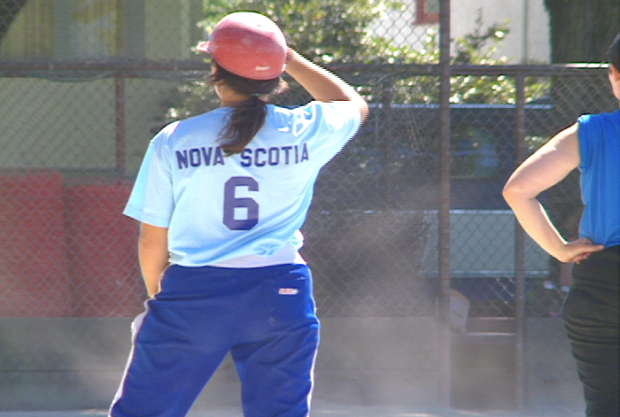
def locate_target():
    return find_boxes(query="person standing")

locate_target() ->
[109,12,367,417]
[503,32,620,417]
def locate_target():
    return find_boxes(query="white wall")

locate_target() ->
[374,0,551,64]
[451,0,550,63]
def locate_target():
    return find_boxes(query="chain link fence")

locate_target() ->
[0,0,616,413]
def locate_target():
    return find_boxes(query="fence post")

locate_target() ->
[514,71,527,409]
[438,0,452,407]
[380,80,394,205]
[115,75,126,176]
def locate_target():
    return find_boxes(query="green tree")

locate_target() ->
[543,0,619,117]
[390,11,549,105]
[544,0,620,64]
[389,13,516,105]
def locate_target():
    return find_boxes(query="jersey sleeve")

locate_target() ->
[300,100,363,167]
[123,122,177,227]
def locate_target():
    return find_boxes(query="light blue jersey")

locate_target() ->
[124,100,362,266]
[578,109,620,247]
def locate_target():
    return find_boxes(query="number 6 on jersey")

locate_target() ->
[223,176,259,230]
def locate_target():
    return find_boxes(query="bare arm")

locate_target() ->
[503,123,604,262]
[138,223,169,298]
[285,49,368,121]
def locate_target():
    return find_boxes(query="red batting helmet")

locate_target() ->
[197,12,287,80]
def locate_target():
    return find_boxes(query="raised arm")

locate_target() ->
[502,123,604,262]
[285,49,368,121]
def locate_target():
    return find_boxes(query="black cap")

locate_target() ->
[608,32,620,70]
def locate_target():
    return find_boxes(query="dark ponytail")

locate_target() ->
[211,63,288,155]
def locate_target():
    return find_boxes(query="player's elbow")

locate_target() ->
[502,181,531,208]
[502,182,518,204]
[358,100,369,122]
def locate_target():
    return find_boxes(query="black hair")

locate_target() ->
[608,32,620,71]
[210,63,288,155]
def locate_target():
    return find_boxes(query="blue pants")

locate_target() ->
[563,246,619,417]
[109,263,320,417]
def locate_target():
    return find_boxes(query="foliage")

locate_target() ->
[449,16,513,104]
[544,0,620,64]
[389,11,548,105]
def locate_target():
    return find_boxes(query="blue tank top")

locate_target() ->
[578,109,620,247]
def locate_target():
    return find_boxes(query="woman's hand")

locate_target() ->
[561,237,604,263]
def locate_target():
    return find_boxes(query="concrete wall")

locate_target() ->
[0,0,203,61]
[0,77,180,173]
[0,0,204,173]
[0,317,582,411]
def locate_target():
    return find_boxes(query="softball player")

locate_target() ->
[108,12,368,417]
[503,32,620,417]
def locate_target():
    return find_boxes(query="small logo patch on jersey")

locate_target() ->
[278,288,299,295]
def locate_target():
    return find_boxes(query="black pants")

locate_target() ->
[563,245,620,417]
